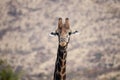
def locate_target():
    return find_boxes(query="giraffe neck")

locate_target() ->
[54,45,68,80]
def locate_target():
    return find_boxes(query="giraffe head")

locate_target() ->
[56,18,71,47]
[50,17,78,47]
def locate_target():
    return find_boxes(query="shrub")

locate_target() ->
[0,59,22,80]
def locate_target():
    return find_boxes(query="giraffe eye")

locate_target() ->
[69,32,72,35]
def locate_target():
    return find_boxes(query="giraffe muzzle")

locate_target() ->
[60,42,67,46]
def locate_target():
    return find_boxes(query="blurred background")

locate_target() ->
[0,0,120,80]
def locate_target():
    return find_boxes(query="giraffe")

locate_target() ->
[51,18,78,80]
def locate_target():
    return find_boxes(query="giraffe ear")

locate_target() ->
[65,18,70,29]
[58,17,62,29]
[69,30,79,35]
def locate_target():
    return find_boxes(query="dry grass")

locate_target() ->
[0,0,120,80]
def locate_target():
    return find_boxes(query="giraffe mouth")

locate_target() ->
[59,42,67,46]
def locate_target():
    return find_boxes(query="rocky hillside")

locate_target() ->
[0,0,120,80]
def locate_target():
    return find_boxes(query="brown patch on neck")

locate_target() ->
[54,46,67,80]
[59,50,67,80]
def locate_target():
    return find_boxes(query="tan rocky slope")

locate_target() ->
[0,0,120,80]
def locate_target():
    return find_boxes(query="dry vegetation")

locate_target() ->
[0,0,120,80]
